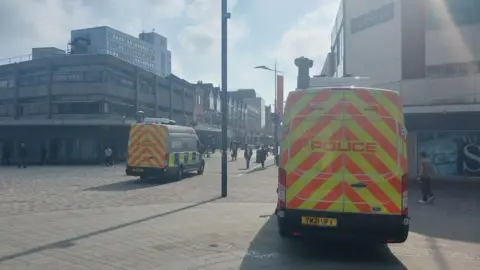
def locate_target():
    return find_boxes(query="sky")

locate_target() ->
[0,0,340,106]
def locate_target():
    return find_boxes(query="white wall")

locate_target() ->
[426,24,480,65]
[375,75,480,113]
[344,0,401,85]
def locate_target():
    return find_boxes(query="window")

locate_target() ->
[84,71,102,82]
[427,0,480,29]
[53,72,83,82]
[350,2,394,34]
[21,103,48,115]
[53,102,101,114]
[171,139,183,149]
[0,79,9,88]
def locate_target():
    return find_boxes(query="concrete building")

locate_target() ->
[320,0,480,179]
[0,54,193,164]
[230,89,265,131]
[70,26,171,77]
[32,47,66,60]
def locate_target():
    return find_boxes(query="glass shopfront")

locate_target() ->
[417,130,480,177]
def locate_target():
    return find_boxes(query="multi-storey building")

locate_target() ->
[320,0,480,179]
[0,54,193,164]
[70,26,171,77]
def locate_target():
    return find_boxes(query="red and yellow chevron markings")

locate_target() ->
[127,124,167,168]
[282,88,406,214]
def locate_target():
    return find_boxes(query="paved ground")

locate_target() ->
[0,153,479,269]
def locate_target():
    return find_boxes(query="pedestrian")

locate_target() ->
[244,144,253,169]
[1,144,10,166]
[18,143,27,168]
[105,147,113,167]
[231,140,238,161]
[258,145,267,169]
[418,152,435,204]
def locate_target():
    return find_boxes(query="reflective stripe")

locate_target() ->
[127,124,167,168]
[283,88,406,214]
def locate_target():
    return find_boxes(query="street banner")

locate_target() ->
[276,75,284,121]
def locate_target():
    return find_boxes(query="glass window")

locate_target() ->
[53,72,83,82]
[84,71,102,82]
[0,79,8,88]
[427,0,480,29]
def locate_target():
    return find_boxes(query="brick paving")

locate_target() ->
[0,158,479,269]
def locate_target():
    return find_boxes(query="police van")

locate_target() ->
[276,76,409,243]
[126,118,205,181]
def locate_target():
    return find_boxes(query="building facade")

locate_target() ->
[32,47,66,60]
[70,26,171,77]
[322,0,480,179]
[0,54,193,164]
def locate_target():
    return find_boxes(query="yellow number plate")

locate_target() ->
[132,168,144,172]
[301,216,337,227]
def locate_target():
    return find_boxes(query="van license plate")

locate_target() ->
[301,216,337,227]
[132,168,144,172]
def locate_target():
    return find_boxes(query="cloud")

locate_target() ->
[0,0,186,59]
[270,0,340,93]
[177,0,249,55]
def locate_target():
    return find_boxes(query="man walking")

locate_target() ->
[18,143,27,168]
[418,152,435,204]
[244,145,253,169]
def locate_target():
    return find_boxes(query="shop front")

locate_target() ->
[405,112,480,179]
[416,130,480,177]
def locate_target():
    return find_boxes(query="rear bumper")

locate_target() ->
[125,166,170,177]
[277,208,409,242]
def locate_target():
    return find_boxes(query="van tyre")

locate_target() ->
[277,219,291,238]
[197,162,205,175]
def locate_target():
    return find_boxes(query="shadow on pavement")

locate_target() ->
[244,163,276,174]
[239,216,406,270]
[408,179,480,243]
[84,174,196,192]
[0,196,222,263]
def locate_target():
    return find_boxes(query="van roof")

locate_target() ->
[296,86,399,94]
[132,123,197,134]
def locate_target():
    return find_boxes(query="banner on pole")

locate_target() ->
[276,75,284,121]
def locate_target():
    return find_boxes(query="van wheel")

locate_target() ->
[176,167,184,181]
[197,162,205,175]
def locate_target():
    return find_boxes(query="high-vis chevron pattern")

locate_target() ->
[281,87,406,215]
[127,124,167,168]
[168,151,201,167]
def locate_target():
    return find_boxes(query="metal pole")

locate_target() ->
[221,0,228,197]
[273,61,279,166]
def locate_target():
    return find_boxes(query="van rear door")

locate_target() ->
[127,124,167,168]
[341,89,404,215]
[284,89,345,212]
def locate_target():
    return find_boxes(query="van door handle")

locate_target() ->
[350,182,367,188]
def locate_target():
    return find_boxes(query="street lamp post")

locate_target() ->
[254,63,282,166]
[221,0,230,197]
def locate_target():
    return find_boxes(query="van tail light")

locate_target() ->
[401,174,408,216]
[278,168,287,208]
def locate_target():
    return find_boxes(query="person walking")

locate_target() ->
[418,152,435,204]
[18,143,27,168]
[244,145,253,169]
[105,147,113,167]
[258,145,268,169]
